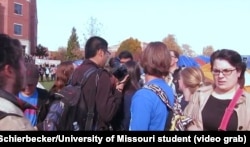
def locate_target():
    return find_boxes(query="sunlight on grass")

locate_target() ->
[40,81,54,91]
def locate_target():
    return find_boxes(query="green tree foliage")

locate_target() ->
[116,37,142,60]
[162,34,183,54]
[66,27,80,60]
[203,45,214,56]
[36,44,49,58]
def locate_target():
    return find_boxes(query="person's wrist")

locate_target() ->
[116,82,124,92]
[117,81,125,85]
[116,88,122,93]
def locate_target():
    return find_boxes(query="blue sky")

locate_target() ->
[37,0,250,55]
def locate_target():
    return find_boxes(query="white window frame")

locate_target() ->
[14,23,22,36]
[14,3,23,15]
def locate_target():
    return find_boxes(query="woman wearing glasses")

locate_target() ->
[184,49,250,131]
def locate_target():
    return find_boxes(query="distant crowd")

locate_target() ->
[38,64,57,82]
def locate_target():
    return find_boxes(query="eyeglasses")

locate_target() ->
[105,51,111,55]
[212,68,236,76]
[101,49,111,55]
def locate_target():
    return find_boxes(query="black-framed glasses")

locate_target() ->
[106,51,111,56]
[212,68,236,76]
[100,48,111,55]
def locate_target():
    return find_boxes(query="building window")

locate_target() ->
[14,3,22,15]
[14,24,22,35]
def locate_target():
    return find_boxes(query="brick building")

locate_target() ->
[0,0,37,55]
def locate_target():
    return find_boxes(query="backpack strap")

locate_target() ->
[85,69,102,130]
[79,67,98,86]
[68,65,96,86]
[143,84,193,131]
[76,67,99,130]
[0,111,20,119]
[143,84,173,130]
[143,84,172,110]
[0,111,8,119]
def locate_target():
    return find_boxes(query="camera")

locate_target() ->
[109,57,128,81]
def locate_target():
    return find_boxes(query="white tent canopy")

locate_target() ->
[245,72,250,86]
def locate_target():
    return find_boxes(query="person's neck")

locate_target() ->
[213,85,240,100]
[3,83,16,95]
[89,58,100,67]
[215,85,239,94]
[21,91,33,97]
[183,88,192,102]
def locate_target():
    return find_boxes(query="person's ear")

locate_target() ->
[3,64,15,78]
[97,49,104,57]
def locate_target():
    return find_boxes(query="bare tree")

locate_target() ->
[83,17,103,47]
[203,45,214,56]
[182,44,196,57]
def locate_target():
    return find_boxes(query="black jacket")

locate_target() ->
[36,88,50,124]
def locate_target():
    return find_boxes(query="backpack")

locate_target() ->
[43,67,100,131]
[0,111,10,119]
[143,84,192,131]
[0,111,20,119]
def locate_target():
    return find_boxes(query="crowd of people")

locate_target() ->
[1,33,250,131]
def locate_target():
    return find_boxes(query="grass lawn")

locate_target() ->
[40,81,54,91]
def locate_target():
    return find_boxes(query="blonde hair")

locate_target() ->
[180,67,205,94]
